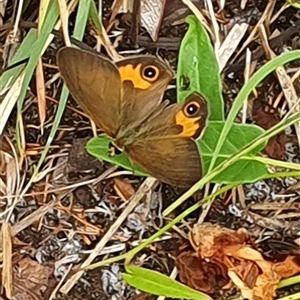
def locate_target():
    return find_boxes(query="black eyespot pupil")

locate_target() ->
[144,67,157,79]
[186,103,199,116]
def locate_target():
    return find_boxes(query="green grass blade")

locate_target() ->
[8,29,38,66]
[88,0,102,33]
[74,0,92,39]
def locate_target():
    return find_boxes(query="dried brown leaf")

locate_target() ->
[253,107,287,159]
[187,223,300,299]
[175,250,229,293]
[68,137,103,172]
[13,257,54,300]
[273,256,300,278]
[113,177,135,201]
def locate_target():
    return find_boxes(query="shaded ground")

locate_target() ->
[1,0,300,299]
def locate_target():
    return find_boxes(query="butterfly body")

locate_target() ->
[57,47,209,187]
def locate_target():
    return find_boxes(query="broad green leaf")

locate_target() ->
[122,265,210,300]
[200,122,268,182]
[177,15,223,121]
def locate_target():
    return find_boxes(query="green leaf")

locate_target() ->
[74,0,92,40]
[86,136,148,177]
[0,28,38,92]
[18,0,96,199]
[122,265,211,300]
[177,15,224,121]
[85,14,279,186]
[286,0,300,9]
[200,122,268,183]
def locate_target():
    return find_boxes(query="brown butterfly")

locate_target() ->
[57,47,209,187]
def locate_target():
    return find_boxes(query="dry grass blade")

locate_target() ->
[240,0,248,10]
[57,0,71,46]
[218,23,248,72]
[206,0,220,55]
[1,145,19,221]
[2,223,12,299]
[107,0,123,31]
[0,0,8,25]
[0,72,25,136]
[197,183,220,223]
[276,70,300,146]
[36,58,47,129]
[96,28,122,60]
[60,177,158,294]
[12,0,23,37]
[1,1,300,299]
[2,30,22,69]
[11,199,56,235]
[242,48,252,123]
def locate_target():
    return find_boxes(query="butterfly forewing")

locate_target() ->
[57,47,122,137]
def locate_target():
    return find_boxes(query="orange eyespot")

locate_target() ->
[184,101,201,117]
[142,65,159,82]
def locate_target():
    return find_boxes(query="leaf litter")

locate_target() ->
[0,0,300,300]
[175,223,300,300]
